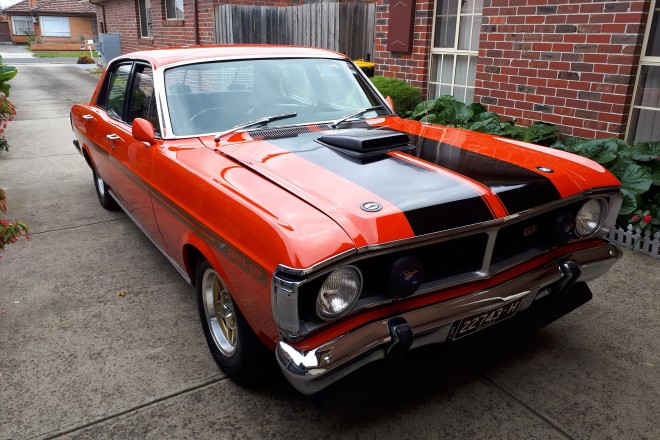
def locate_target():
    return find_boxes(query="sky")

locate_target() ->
[0,0,23,9]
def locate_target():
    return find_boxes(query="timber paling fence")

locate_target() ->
[608,225,660,259]
[214,3,376,61]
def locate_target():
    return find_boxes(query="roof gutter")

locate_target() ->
[194,0,200,45]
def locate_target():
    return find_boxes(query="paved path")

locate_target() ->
[0,64,659,440]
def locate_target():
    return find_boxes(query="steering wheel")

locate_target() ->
[189,107,231,131]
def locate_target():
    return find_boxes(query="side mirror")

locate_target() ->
[385,96,394,111]
[132,118,156,145]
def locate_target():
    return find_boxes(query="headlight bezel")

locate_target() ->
[575,198,607,238]
[315,265,363,320]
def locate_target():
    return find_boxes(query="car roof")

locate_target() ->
[116,45,349,69]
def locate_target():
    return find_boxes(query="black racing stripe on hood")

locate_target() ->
[265,132,494,236]
[411,136,562,214]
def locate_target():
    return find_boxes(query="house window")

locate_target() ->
[428,0,483,103]
[40,16,71,37]
[138,0,152,38]
[11,16,34,36]
[629,0,660,142]
[165,0,184,20]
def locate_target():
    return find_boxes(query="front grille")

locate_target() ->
[294,197,602,333]
[491,200,584,270]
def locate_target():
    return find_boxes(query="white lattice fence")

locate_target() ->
[607,225,660,259]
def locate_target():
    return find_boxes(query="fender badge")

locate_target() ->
[537,166,554,173]
[361,201,382,212]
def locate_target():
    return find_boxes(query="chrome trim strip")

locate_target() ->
[109,189,192,285]
[276,249,356,277]
[276,243,622,394]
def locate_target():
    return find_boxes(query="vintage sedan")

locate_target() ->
[71,46,622,395]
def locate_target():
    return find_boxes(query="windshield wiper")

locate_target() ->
[330,105,383,129]
[214,113,297,142]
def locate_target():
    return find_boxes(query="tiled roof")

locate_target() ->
[4,0,96,15]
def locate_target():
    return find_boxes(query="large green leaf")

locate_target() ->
[410,99,437,120]
[467,102,487,117]
[630,141,660,162]
[468,117,498,132]
[0,65,17,82]
[521,122,559,144]
[474,111,500,122]
[551,136,588,153]
[618,189,638,215]
[574,138,619,163]
[646,160,660,186]
[609,161,653,195]
[0,82,10,97]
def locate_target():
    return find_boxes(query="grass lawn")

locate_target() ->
[32,51,99,58]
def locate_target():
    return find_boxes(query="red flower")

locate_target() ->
[631,215,640,222]
[643,215,652,224]
[0,219,7,227]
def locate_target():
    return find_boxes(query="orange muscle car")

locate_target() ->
[71,46,623,394]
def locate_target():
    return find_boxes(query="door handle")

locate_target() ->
[82,114,94,121]
[106,133,121,151]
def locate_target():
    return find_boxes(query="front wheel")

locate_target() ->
[196,259,270,385]
[92,168,119,210]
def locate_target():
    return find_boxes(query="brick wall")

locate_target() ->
[373,0,433,93]
[475,0,650,139]
[96,1,198,54]
[96,1,303,54]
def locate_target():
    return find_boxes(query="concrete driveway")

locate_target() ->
[0,64,658,440]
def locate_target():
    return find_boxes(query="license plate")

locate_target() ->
[453,297,524,340]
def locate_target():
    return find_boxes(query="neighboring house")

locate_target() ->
[4,0,97,48]
[92,0,658,143]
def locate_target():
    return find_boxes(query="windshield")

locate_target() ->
[163,58,390,137]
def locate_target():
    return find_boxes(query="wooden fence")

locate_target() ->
[214,3,375,61]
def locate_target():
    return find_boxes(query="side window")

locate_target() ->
[126,64,159,134]
[102,64,132,120]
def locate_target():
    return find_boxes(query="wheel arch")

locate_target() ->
[81,144,94,169]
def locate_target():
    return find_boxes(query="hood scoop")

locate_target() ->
[316,128,412,159]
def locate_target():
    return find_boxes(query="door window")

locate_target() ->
[101,64,132,120]
[126,64,159,133]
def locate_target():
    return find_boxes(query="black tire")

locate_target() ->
[196,259,271,385]
[92,168,119,211]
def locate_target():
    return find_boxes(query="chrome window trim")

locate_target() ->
[152,56,393,140]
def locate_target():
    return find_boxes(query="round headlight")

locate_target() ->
[316,266,362,320]
[575,199,605,237]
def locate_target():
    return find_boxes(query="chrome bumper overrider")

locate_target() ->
[276,243,622,394]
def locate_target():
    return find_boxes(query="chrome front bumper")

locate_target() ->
[276,243,622,395]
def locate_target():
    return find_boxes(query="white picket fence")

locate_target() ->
[607,225,660,259]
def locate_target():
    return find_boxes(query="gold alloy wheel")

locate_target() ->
[202,268,237,357]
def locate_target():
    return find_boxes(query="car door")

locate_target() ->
[91,61,165,247]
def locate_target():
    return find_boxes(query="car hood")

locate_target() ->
[206,119,620,248]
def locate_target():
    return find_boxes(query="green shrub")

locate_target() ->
[370,76,421,115]
[407,95,560,146]
[551,137,659,219]
[77,55,95,65]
